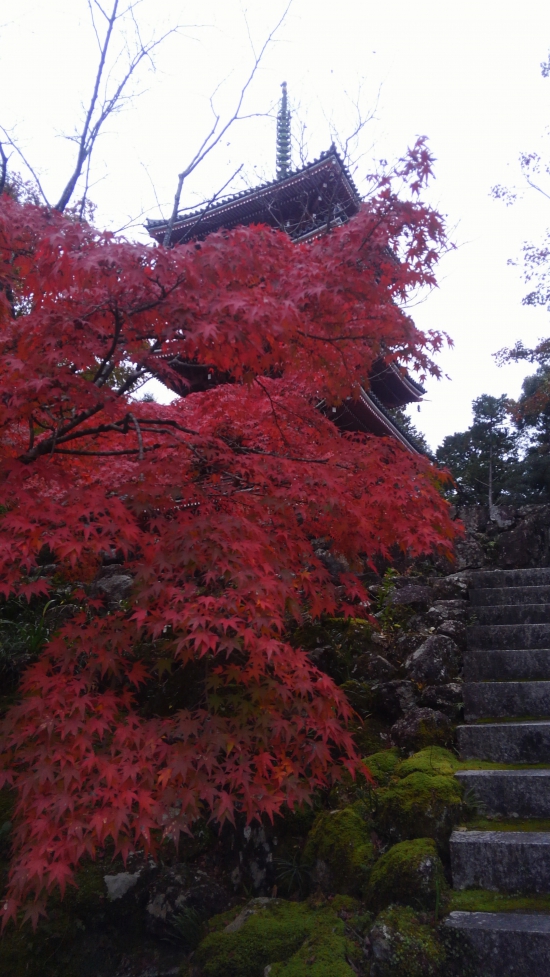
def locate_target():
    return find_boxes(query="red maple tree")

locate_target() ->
[0,140,456,925]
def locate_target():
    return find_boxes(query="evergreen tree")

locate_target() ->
[387,406,431,455]
[513,367,550,501]
[276,81,292,180]
[436,394,520,506]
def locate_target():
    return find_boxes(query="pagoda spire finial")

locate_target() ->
[276,81,291,180]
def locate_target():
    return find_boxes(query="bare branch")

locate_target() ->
[166,163,243,244]
[0,141,7,196]
[0,126,50,205]
[55,1,180,213]
[162,3,292,247]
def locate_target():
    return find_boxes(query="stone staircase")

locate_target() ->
[446,568,550,975]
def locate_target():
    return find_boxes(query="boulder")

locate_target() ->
[104,870,142,901]
[419,682,463,721]
[391,707,452,753]
[145,865,229,941]
[373,768,464,848]
[494,504,550,568]
[405,634,461,685]
[360,654,396,681]
[303,804,375,895]
[92,566,134,603]
[426,600,470,625]
[453,535,487,571]
[369,905,445,977]
[194,898,356,977]
[367,838,446,912]
[436,619,466,650]
[371,680,416,723]
[430,572,471,600]
[390,585,432,611]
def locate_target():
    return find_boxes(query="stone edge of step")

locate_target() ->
[450,829,550,844]
[445,911,550,933]
[455,768,550,779]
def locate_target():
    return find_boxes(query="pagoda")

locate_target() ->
[146,85,425,454]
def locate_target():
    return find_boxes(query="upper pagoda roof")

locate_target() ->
[146,146,361,246]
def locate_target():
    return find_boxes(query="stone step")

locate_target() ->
[455,769,550,818]
[467,623,550,650]
[457,721,550,763]
[451,830,550,893]
[473,604,550,626]
[470,585,550,606]
[445,912,550,977]
[464,648,550,682]
[464,681,550,721]
[469,568,550,589]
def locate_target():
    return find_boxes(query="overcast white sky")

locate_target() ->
[2,0,550,449]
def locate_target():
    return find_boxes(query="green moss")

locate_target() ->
[369,905,445,977]
[463,817,550,832]
[303,804,375,895]
[350,715,392,756]
[195,899,357,977]
[367,839,446,913]
[375,772,465,849]
[449,889,550,913]
[363,748,401,785]
[457,759,550,770]
[270,922,356,977]
[329,895,360,913]
[396,747,459,779]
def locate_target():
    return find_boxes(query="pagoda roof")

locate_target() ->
[146,146,361,246]
[369,359,425,407]
[331,390,425,455]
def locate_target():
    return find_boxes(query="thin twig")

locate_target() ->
[162,2,292,246]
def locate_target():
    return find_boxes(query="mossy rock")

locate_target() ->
[374,771,464,849]
[396,747,459,779]
[194,898,357,977]
[363,748,401,785]
[367,838,446,913]
[369,905,445,977]
[302,804,375,895]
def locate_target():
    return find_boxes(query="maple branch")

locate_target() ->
[254,377,291,448]
[93,308,124,386]
[128,412,144,460]
[53,445,161,457]
[162,3,291,247]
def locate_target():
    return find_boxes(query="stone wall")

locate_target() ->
[449,504,550,572]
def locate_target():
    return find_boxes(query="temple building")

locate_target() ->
[146,84,425,454]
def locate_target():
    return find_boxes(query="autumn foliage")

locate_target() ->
[0,141,456,925]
